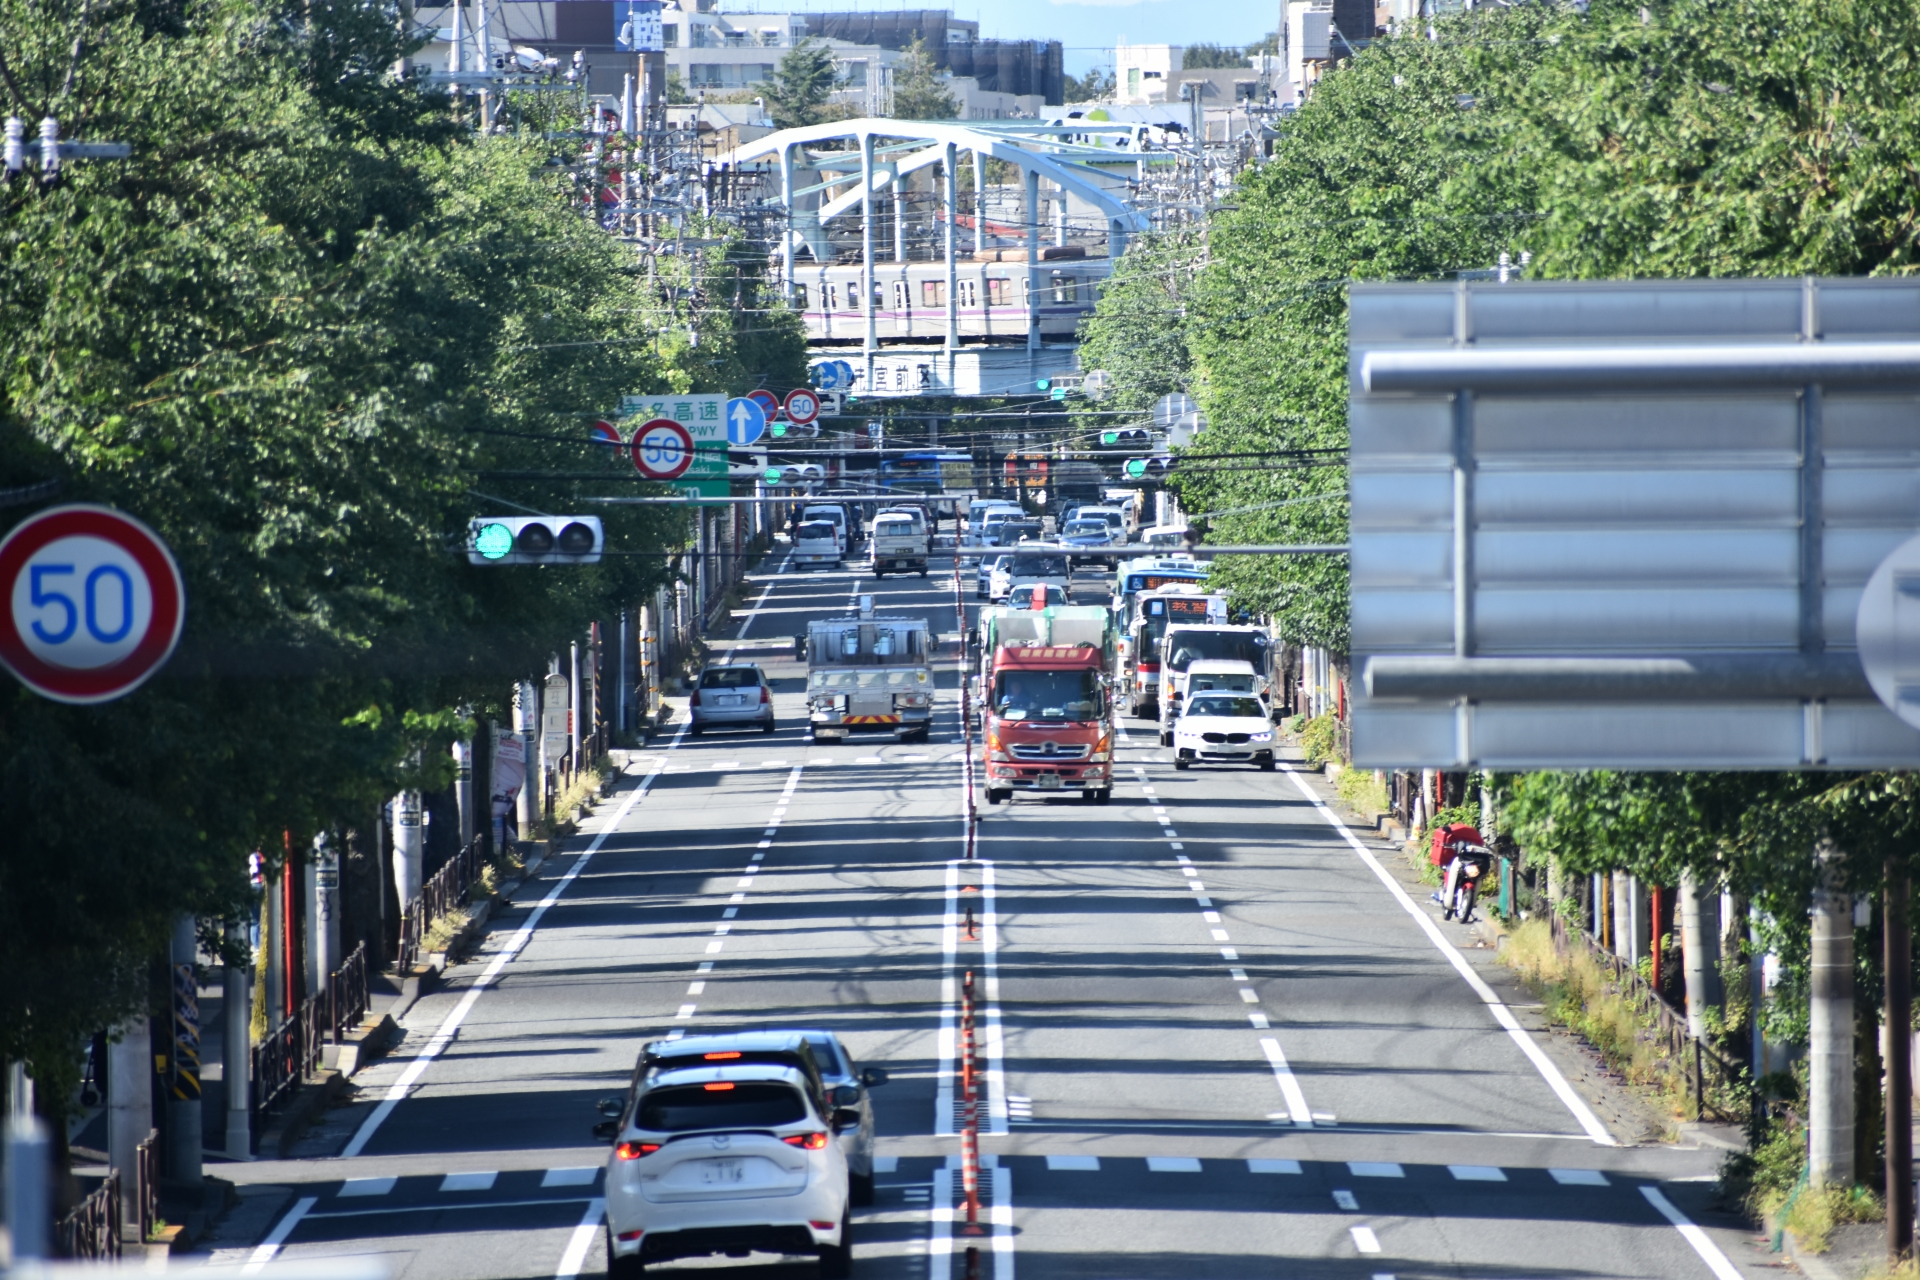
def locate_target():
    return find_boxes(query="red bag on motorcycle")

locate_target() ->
[1429,822,1484,867]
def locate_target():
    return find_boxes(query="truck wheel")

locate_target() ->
[874,569,885,578]
[1174,757,1190,771]
[1095,787,1112,804]
[985,788,1005,805]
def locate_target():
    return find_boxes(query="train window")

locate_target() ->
[826,283,839,312]
[892,281,908,310]
[792,283,809,310]
[987,278,1009,306]
[922,280,947,307]
[1051,275,1078,303]
[958,279,978,307]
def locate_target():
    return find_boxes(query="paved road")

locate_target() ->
[207,544,1768,1280]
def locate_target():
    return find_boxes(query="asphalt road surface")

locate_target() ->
[207,543,1767,1280]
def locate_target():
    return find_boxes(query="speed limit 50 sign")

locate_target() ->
[0,504,186,704]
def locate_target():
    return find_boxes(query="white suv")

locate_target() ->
[602,1061,857,1275]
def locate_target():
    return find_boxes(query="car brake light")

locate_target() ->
[703,1082,736,1091]
[703,1051,742,1060]
[617,1229,645,1241]
[615,1141,660,1159]
[810,1220,837,1230]
[783,1132,829,1150]
[761,685,771,704]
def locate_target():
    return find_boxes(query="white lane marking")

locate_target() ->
[714,924,733,935]
[1280,764,1615,1146]
[935,859,959,1137]
[696,961,714,973]
[239,1195,316,1273]
[857,755,884,764]
[1046,1155,1100,1171]
[1550,1168,1609,1185]
[705,940,723,954]
[1641,1186,1745,1280]
[733,552,790,638]
[1332,1190,1359,1210]
[1180,866,1196,877]
[543,1167,600,1188]
[1146,1156,1202,1172]
[1313,1111,1338,1123]
[341,725,687,1161]
[1229,969,1248,980]
[1220,947,1239,961]
[1450,1165,1506,1181]
[721,908,737,920]
[1351,1226,1381,1254]
[552,1197,607,1279]
[983,859,1007,1136]
[873,1156,900,1173]
[687,979,707,992]
[930,1155,956,1265]
[1249,1013,1270,1029]
[1348,1162,1404,1178]
[991,1164,1014,1280]
[675,1004,696,1019]
[337,1177,395,1197]
[1249,1159,1302,1174]
[440,1170,498,1192]
[306,1196,594,1221]
[1238,988,1260,1003]
[1259,1038,1314,1125]
[1210,928,1230,942]
[1203,910,1220,922]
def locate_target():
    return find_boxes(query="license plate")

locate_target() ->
[718,695,744,706]
[1037,774,1063,790]
[700,1159,746,1184]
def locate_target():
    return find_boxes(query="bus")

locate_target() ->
[880,452,974,518]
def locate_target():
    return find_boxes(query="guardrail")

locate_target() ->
[396,841,482,972]
[134,1129,158,1244]
[1548,911,1745,1119]
[329,940,368,1043]
[57,1172,121,1259]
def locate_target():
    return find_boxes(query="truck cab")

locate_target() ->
[1157,623,1274,744]
[803,598,935,742]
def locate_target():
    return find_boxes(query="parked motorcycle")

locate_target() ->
[1441,840,1490,924]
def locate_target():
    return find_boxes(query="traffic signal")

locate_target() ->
[1101,428,1149,450]
[468,516,604,565]
[1123,456,1173,480]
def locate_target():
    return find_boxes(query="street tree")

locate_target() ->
[888,36,957,121]
[764,38,840,130]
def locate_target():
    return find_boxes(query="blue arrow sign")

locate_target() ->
[725,396,767,446]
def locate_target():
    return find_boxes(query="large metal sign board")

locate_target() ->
[1349,277,1920,770]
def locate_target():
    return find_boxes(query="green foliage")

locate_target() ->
[889,36,957,121]
[1335,765,1387,815]
[1296,712,1340,767]
[1179,44,1248,70]
[765,39,840,131]
[0,0,803,1098]
[1075,227,1199,412]
[1064,66,1115,103]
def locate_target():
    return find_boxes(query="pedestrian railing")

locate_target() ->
[328,940,368,1043]
[57,1172,121,1259]
[395,841,482,973]
[1548,912,1745,1119]
[134,1130,158,1243]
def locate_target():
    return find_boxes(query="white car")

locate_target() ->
[1172,693,1277,771]
[602,1060,857,1276]
[976,553,1009,599]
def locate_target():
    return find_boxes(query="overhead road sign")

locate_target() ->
[0,504,185,704]
[589,418,623,448]
[746,389,780,420]
[725,397,768,446]
[631,418,694,479]
[1350,276,1920,771]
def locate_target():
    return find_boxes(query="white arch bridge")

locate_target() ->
[715,119,1172,363]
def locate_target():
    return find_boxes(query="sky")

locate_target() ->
[735,1,1283,77]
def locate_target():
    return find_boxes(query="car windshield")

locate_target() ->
[1186,696,1266,719]
[811,669,923,688]
[1064,522,1106,537]
[1190,672,1256,693]
[797,523,835,541]
[993,668,1100,720]
[1166,632,1270,673]
[1010,555,1067,577]
[700,668,761,689]
[638,1082,807,1132]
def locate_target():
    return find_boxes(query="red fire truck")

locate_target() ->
[980,643,1113,805]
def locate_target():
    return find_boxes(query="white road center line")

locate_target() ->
[1280,764,1615,1146]
[552,1197,608,1279]
[1260,1038,1314,1125]
[1640,1186,1744,1280]
[239,1195,316,1274]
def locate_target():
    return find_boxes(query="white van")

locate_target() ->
[793,520,844,570]
[878,505,930,553]
[802,505,849,554]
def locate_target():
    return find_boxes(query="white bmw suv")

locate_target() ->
[602,1060,857,1275]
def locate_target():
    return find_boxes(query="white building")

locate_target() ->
[1114,43,1181,106]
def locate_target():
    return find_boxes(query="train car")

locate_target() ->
[792,256,1112,343]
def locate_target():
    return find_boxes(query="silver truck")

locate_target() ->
[803,597,935,742]
[870,511,928,577]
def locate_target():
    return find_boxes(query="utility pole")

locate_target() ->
[309,832,338,1000]
[1809,841,1855,1187]
[454,735,475,848]
[1678,869,1720,1040]
[1887,854,1914,1262]
[570,640,582,773]
[108,1015,153,1244]
[392,786,424,921]
[514,680,535,837]
[168,914,203,1185]
[224,916,251,1160]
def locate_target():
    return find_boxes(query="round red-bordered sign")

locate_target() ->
[747,389,780,420]
[631,417,695,480]
[783,388,821,425]
[0,504,185,704]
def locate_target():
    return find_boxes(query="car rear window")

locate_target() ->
[638,1082,808,1132]
[1011,555,1068,577]
[701,669,760,689]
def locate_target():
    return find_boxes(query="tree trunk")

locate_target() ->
[1679,871,1721,1040]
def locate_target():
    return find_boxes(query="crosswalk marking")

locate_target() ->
[337,1177,395,1197]
[439,1171,497,1192]
[543,1168,600,1188]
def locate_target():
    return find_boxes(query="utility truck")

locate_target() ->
[802,596,935,742]
[975,605,1116,806]
[1156,622,1275,744]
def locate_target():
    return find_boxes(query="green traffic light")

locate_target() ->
[1125,459,1147,479]
[763,468,783,483]
[475,522,514,560]
[1101,431,1119,445]
[1036,378,1051,391]
[771,423,787,437]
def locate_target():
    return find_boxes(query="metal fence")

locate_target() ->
[328,940,368,1043]
[395,841,482,972]
[1548,911,1745,1119]
[253,993,320,1121]
[57,1172,121,1259]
